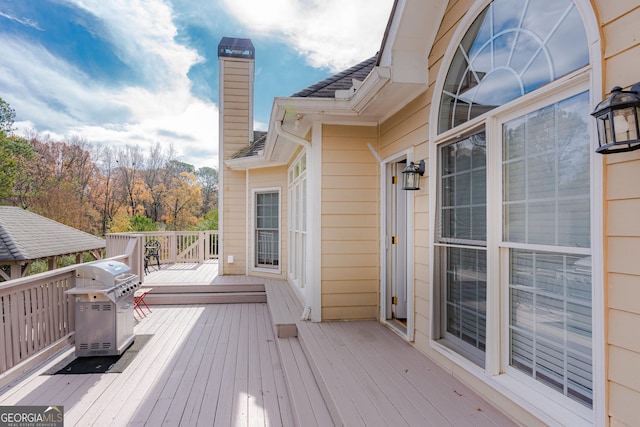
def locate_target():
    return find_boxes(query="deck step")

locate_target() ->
[264,281,303,338]
[263,281,335,426]
[140,284,265,293]
[144,291,266,305]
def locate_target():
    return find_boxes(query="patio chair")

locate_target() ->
[144,240,161,274]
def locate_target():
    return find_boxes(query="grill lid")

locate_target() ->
[75,260,132,289]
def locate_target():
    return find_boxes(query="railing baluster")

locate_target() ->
[0,295,7,372]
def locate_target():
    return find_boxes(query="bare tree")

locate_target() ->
[116,145,145,215]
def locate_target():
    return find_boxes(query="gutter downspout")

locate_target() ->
[275,121,311,149]
[246,169,249,276]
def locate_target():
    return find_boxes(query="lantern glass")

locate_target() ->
[402,160,425,191]
[612,108,637,142]
[403,170,420,190]
[596,115,611,146]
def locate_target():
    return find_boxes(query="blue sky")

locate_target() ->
[0,0,393,169]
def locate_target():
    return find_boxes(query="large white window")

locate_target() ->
[504,92,592,407]
[433,0,595,418]
[255,190,279,269]
[436,131,487,366]
[288,152,307,288]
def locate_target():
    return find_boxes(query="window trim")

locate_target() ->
[427,1,604,424]
[496,84,594,412]
[288,151,307,288]
[251,187,281,273]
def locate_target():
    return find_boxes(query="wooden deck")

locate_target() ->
[142,259,220,286]
[0,263,517,426]
[0,304,296,426]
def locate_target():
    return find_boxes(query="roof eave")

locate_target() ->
[378,0,447,85]
[224,155,287,171]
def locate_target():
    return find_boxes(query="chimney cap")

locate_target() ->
[218,37,255,59]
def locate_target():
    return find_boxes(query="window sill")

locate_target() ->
[251,266,281,275]
[491,373,593,426]
[430,341,593,426]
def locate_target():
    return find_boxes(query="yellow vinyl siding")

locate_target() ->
[600,2,640,424]
[222,168,247,274]
[380,99,432,353]
[606,155,640,425]
[248,167,288,279]
[220,59,251,161]
[321,124,378,320]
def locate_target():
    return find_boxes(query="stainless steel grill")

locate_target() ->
[67,260,140,357]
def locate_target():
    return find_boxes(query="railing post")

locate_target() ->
[199,232,206,263]
[123,234,144,280]
[169,233,177,263]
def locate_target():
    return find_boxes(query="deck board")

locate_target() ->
[1,267,518,426]
[0,304,294,426]
[299,320,517,427]
[143,260,220,285]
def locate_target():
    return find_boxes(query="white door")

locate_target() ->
[386,161,408,320]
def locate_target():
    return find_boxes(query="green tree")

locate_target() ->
[0,98,34,202]
[0,97,15,134]
[130,214,158,231]
[192,209,218,231]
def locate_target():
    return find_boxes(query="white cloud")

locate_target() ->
[221,0,394,72]
[0,0,395,172]
[0,0,218,169]
[62,0,202,86]
[0,11,44,30]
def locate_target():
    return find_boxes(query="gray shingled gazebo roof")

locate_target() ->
[0,206,105,280]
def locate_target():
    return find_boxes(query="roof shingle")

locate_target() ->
[292,55,378,98]
[0,207,105,262]
[231,55,378,160]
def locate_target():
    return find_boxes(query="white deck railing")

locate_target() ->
[0,236,143,383]
[106,231,219,265]
[0,231,218,382]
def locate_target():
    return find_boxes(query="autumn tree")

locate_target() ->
[196,166,218,215]
[23,136,101,233]
[0,97,213,234]
[162,171,202,230]
[115,145,149,216]
[93,144,122,234]
[141,142,176,223]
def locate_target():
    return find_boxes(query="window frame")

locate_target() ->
[430,42,603,427]
[434,129,489,366]
[494,81,594,419]
[252,187,281,273]
[288,151,307,288]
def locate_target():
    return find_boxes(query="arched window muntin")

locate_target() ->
[439,0,590,133]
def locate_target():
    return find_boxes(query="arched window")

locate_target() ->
[433,0,596,419]
[438,0,589,133]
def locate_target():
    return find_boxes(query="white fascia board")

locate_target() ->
[378,0,447,84]
[224,156,286,171]
[268,66,391,124]
[351,66,392,113]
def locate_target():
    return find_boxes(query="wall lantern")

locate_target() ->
[402,160,425,190]
[591,83,640,154]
